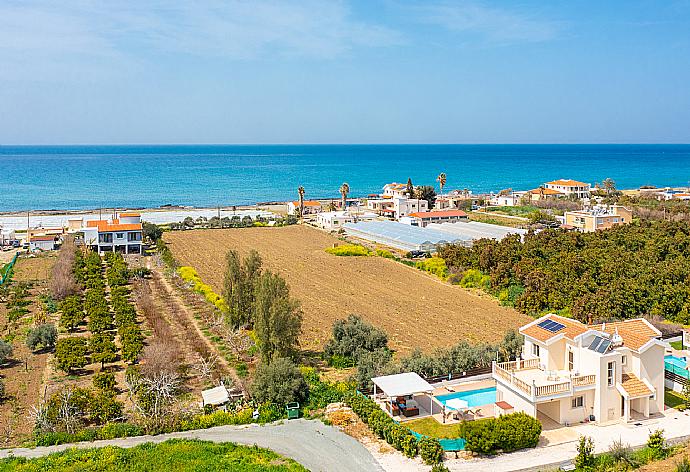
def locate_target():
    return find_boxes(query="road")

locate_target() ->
[0,419,384,472]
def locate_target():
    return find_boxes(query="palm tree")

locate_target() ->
[339,183,350,211]
[436,172,447,195]
[297,186,305,218]
[602,178,616,196]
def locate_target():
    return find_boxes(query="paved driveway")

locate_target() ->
[0,419,384,472]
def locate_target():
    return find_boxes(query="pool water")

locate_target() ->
[435,387,497,409]
[665,355,689,379]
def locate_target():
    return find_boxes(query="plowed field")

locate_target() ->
[164,226,531,353]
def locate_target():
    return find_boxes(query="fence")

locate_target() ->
[0,252,18,286]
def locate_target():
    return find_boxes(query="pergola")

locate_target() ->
[371,372,436,416]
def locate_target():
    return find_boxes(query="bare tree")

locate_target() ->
[140,340,180,378]
[193,354,217,381]
[50,236,80,300]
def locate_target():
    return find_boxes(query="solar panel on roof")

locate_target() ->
[597,339,611,353]
[588,335,611,353]
[537,319,565,333]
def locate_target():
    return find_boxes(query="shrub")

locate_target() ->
[575,436,596,472]
[0,378,4,400]
[461,413,541,454]
[251,358,308,405]
[324,314,389,362]
[178,266,228,312]
[55,337,88,373]
[431,464,451,472]
[676,456,690,472]
[418,437,444,465]
[415,257,448,279]
[0,340,13,364]
[375,249,394,259]
[325,244,371,256]
[26,324,58,351]
[607,439,635,468]
[647,429,667,459]
[459,269,491,289]
[93,372,117,391]
[89,391,124,424]
[327,354,356,369]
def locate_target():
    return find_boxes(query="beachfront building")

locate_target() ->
[382,183,409,198]
[563,205,632,232]
[287,200,322,216]
[489,192,526,207]
[434,190,477,211]
[315,210,377,231]
[544,179,591,199]
[366,198,395,217]
[29,234,58,251]
[406,210,468,228]
[80,212,143,254]
[493,314,666,425]
[527,187,565,202]
[394,197,428,219]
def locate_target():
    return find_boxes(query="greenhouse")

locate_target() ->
[427,221,528,242]
[342,220,469,252]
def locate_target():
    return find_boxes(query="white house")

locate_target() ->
[493,314,666,426]
[490,192,526,207]
[544,179,591,199]
[80,212,143,254]
[287,200,322,216]
[382,183,409,198]
[366,198,395,217]
[315,211,377,231]
[29,235,58,251]
[393,197,428,219]
[407,210,469,228]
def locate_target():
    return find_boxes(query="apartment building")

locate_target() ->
[80,212,143,254]
[544,179,591,199]
[564,205,632,232]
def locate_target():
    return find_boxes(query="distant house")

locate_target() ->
[544,179,591,199]
[434,190,476,211]
[366,198,395,216]
[490,192,526,207]
[315,211,377,231]
[407,210,468,228]
[29,235,58,251]
[564,205,632,232]
[80,212,143,254]
[287,200,322,216]
[393,197,428,219]
[382,183,409,198]
[527,187,565,202]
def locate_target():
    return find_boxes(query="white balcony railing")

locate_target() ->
[492,361,596,401]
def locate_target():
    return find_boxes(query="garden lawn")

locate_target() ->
[665,389,687,409]
[406,417,462,439]
[670,340,684,350]
[0,439,308,472]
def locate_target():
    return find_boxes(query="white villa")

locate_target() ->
[544,179,591,199]
[287,200,322,216]
[315,210,377,231]
[79,212,144,254]
[493,314,666,426]
[382,182,409,198]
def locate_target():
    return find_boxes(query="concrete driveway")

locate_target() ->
[0,419,384,472]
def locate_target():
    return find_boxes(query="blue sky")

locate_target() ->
[2,0,689,144]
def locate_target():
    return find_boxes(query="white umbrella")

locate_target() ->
[445,398,469,411]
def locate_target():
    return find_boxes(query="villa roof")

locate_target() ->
[409,210,468,219]
[522,315,661,352]
[528,188,564,195]
[520,314,589,343]
[620,373,652,398]
[119,212,141,217]
[290,201,321,207]
[589,319,660,351]
[30,235,56,242]
[546,179,589,187]
[87,219,142,232]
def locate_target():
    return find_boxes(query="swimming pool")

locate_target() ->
[665,355,689,379]
[435,387,497,409]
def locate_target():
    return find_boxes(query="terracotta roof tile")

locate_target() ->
[546,179,589,187]
[529,188,565,195]
[589,320,659,351]
[521,315,589,342]
[620,373,652,398]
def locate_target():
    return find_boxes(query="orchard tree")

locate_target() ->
[55,337,88,373]
[90,332,117,369]
[0,340,12,365]
[251,357,308,405]
[26,324,58,351]
[59,295,84,332]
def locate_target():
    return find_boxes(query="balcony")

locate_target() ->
[493,360,596,401]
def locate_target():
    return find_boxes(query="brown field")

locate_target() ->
[164,226,531,353]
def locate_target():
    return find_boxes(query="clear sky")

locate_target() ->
[2,0,690,144]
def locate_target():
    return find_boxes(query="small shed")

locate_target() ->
[201,385,230,409]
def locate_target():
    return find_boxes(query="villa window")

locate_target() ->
[621,355,627,366]
[116,233,124,239]
[568,350,574,371]
[607,361,615,387]
[532,343,540,358]
[571,396,584,409]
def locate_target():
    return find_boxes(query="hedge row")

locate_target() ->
[460,412,542,454]
[345,393,443,465]
[177,266,228,312]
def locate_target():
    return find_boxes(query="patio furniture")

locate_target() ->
[402,406,419,417]
[371,372,435,418]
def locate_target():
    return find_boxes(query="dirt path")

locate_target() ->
[145,259,243,392]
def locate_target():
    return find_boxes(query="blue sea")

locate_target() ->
[1,144,689,211]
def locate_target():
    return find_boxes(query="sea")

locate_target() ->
[1,144,689,212]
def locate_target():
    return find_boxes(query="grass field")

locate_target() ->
[406,417,462,439]
[665,389,686,409]
[164,226,531,353]
[0,439,307,472]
